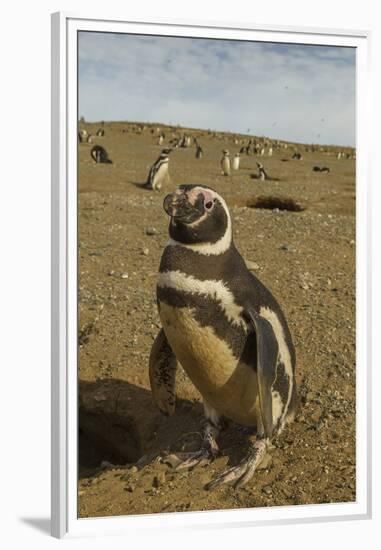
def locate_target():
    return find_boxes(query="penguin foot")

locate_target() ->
[204,439,267,490]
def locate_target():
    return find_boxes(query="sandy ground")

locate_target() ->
[77,121,355,518]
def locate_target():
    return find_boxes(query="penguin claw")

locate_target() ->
[174,450,213,471]
[204,439,267,490]
[204,463,249,490]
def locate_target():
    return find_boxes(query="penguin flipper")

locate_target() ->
[149,329,177,416]
[245,307,279,439]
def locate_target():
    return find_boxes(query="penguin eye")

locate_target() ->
[205,201,214,210]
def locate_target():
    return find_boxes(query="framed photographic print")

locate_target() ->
[51,11,371,539]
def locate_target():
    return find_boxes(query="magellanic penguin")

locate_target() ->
[90,145,112,164]
[194,138,203,159]
[195,145,203,159]
[149,184,298,489]
[256,162,268,181]
[145,149,172,191]
[221,150,230,176]
[232,153,240,170]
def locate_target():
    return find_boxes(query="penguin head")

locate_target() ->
[163,184,231,246]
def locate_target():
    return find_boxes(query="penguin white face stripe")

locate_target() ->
[158,270,245,327]
[259,306,293,424]
[166,190,232,255]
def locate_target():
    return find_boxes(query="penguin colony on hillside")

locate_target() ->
[77,122,353,184]
[149,184,298,489]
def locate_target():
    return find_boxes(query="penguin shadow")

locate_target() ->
[129,181,150,189]
[249,174,281,182]
[78,378,204,478]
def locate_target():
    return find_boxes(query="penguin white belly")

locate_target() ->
[154,163,168,188]
[159,301,259,426]
[221,158,230,175]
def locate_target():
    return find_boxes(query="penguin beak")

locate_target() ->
[163,191,203,223]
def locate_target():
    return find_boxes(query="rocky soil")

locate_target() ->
[77,121,356,518]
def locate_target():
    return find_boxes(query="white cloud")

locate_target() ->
[78,32,355,146]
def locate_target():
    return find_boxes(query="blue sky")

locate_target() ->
[78,32,356,146]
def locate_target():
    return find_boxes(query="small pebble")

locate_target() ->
[120,273,129,279]
[262,485,273,495]
[245,260,260,271]
[146,227,158,236]
[306,391,315,402]
[280,244,296,252]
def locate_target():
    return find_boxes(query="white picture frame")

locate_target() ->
[51,11,372,539]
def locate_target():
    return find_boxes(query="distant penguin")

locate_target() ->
[221,150,230,176]
[180,134,190,148]
[150,184,298,489]
[157,135,164,146]
[145,148,172,191]
[257,162,268,181]
[268,147,273,157]
[90,145,112,164]
[96,128,105,137]
[86,134,93,144]
[196,145,203,159]
[245,140,253,155]
[78,129,88,142]
[292,152,302,160]
[232,153,240,170]
[312,165,330,173]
